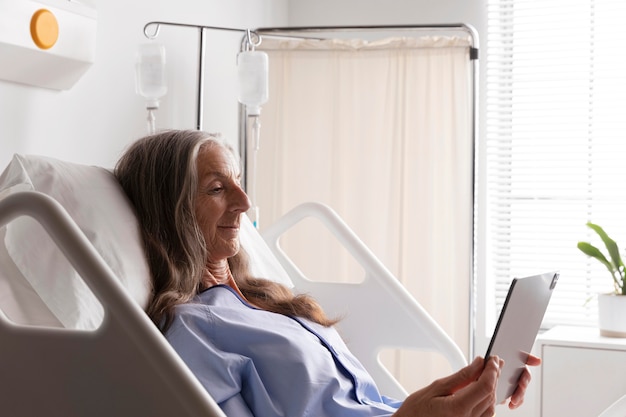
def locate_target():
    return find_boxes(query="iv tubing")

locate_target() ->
[247,114,261,228]
[146,108,156,134]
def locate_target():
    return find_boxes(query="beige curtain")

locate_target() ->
[250,35,474,393]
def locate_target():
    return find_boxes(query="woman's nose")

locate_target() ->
[231,184,251,213]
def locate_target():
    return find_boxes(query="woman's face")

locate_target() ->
[195,143,251,264]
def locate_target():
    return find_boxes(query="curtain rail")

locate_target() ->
[255,23,474,32]
[255,24,478,49]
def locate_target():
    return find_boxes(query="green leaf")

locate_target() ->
[586,222,625,283]
[579,222,626,293]
[577,241,615,274]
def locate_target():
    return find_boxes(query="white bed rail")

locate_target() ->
[0,191,225,417]
[599,395,626,417]
[262,202,468,399]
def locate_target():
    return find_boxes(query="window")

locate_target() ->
[485,0,626,329]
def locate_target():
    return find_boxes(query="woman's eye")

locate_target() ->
[206,185,223,194]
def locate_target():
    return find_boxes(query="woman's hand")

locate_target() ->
[506,353,541,409]
[393,356,503,417]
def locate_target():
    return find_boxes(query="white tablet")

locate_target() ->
[485,271,559,404]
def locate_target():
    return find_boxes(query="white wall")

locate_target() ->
[288,0,483,28]
[0,0,288,170]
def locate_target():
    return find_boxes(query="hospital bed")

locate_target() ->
[0,154,466,416]
[598,395,626,417]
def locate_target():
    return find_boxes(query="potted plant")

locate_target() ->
[577,222,626,337]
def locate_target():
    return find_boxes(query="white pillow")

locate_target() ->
[0,154,151,329]
[0,154,292,330]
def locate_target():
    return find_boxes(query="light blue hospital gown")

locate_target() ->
[165,285,403,417]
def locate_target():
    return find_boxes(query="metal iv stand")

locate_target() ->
[143,21,260,132]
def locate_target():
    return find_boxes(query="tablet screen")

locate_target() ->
[485,271,559,403]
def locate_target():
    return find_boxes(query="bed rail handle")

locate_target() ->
[0,190,226,417]
[261,201,467,399]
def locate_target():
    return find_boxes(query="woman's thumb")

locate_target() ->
[432,356,484,395]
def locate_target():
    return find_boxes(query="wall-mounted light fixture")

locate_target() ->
[0,0,97,90]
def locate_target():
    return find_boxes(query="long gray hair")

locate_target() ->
[115,130,216,329]
[115,129,337,331]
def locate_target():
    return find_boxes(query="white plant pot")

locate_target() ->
[598,293,626,337]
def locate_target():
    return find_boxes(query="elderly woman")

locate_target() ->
[114,129,538,417]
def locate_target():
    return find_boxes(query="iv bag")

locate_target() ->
[237,50,268,115]
[135,43,167,106]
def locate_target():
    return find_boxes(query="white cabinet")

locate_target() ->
[537,326,626,417]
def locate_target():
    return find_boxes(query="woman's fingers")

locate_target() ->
[395,356,502,417]
[447,356,501,414]
[525,353,542,366]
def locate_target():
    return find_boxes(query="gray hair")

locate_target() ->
[115,129,227,328]
[115,129,337,331]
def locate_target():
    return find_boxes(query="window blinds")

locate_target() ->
[486,0,626,327]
